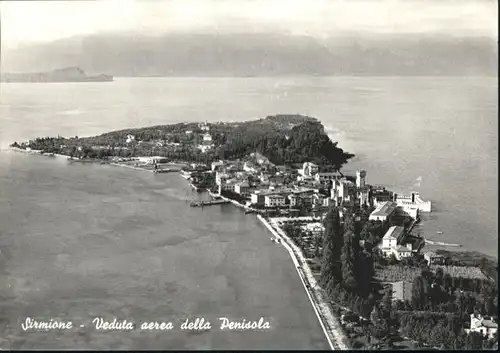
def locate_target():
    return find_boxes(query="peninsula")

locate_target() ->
[9,114,353,168]
[8,114,499,350]
[0,67,113,83]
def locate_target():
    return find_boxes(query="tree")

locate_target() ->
[320,207,343,289]
[360,225,370,240]
[435,267,444,287]
[314,234,322,258]
[412,276,426,310]
[97,149,107,160]
[342,210,362,290]
[388,253,398,265]
[381,287,393,311]
[341,236,357,290]
[370,305,389,339]
[443,273,453,294]
[357,250,374,295]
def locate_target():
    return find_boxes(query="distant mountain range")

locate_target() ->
[2,32,497,76]
[0,67,113,83]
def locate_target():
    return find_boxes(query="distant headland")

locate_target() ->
[0,67,113,83]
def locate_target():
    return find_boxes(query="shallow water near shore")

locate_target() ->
[0,76,497,348]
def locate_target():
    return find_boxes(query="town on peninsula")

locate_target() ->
[9,114,499,350]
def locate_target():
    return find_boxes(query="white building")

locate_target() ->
[312,193,330,208]
[314,172,339,183]
[300,222,325,237]
[219,179,239,192]
[199,121,210,131]
[394,192,432,212]
[252,152,270,165]
[288,194,298,207]
[203,133,212,142]
[465,314,498,339]
[234,182,251,197]
[243,161,259,173]
[197,144,213,153]
[264,194,286,207]
[381,226,403,249]
[251,192,264,205]
[358,189,370,207]
[423,251,445,265]
[299,162,319,179]
[137,156,168,164]
[126,135,135,143]
[216,171,231,186]
[330,178,353,206]
[398,206,419,220]
[377,226,414,260]
[377,226,416,260]
[369,201,398,222]
[211,160,224,171]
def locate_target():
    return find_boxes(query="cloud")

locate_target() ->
[1,0,497,49]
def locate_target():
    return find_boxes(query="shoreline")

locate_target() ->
[5,147,186,174]
[257,214,349,350]
[6,147,494,260]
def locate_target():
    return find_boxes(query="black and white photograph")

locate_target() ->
[0,0,498,350]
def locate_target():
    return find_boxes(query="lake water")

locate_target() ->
[0,77,497,348]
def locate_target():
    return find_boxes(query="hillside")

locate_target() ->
[2,33,497,76]
[0,67,113,82]
[11,114,354,169]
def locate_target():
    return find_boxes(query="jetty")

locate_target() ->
[190,199,230,207]
[424,239,462,247]
[153,168,179,174]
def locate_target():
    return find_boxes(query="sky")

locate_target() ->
[1,0,498,49]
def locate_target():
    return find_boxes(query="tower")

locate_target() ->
[356,170,366,189]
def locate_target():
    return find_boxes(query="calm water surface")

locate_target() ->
[0,77,497,349]
[0,153,328,349]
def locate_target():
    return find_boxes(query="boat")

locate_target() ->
[436,231,443,235]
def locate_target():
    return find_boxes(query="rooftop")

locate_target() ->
[424,251,444,258]
[383,226,405,241]
[395,245,412,253]
[371,201,398,217]
[317,172,339,176]
[482,320,498,329]
[265,194,286,199]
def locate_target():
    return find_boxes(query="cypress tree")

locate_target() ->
[320,207,343,289]
[341,236,357,290]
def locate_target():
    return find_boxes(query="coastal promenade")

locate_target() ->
[257,215,349,350]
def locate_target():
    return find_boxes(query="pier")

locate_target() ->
[153,168,180,174]
[424,239,462,247]
[190,199,230,207]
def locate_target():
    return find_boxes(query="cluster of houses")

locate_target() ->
[204,158,433,220]
[465,313,498,339]
[196,121,214,153]
[213,158,344,210]
[182,157,434,260]
[123,121,215,153]
[183,156,496,345]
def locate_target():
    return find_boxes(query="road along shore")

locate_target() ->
[257,215,349,350]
